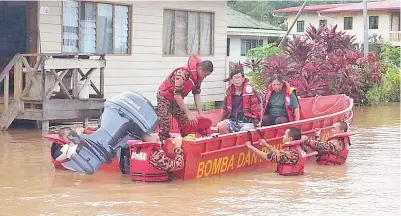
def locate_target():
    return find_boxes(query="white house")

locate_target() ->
[273,0,401,47]
[227,8,286,63]
[0,0,228,106]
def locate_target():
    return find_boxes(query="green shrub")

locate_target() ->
[367,63,400,105]
[380,43,400,67]
[244,43,279,91]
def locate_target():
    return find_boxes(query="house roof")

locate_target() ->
[272,4,348,14]
[319,0,400,13]
[273,1,400,15]
[228,7,281,30]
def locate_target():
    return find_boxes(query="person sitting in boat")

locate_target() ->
[302,121,352,165]
[261,74,301,126]
[246,127,307,176]
[129,133,185,182]
[217,63,262,134]
[157,56,214,141]
[49,127,79,169]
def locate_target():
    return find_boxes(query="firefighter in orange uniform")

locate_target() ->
[246,127,307,176]
[129,133,184,182]
[157,56,214,141]
[303,121,352,165]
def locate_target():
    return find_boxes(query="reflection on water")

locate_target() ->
[0,104,400,215]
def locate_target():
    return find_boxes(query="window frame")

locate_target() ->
[319,19,327,27]
[61,1,132,56]
[297,21,305,32]
[369,16,379,29]
[162,8,215,57]
[344,17,353,30]
[240,39,263,56]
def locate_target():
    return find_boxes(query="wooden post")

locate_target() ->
[41,56,46,101]
[14,59,23,101]
[83,117,89,128]
[100,67,104,98]
[4,73,9,110]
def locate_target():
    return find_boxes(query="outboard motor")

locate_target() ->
[67,91,158,175]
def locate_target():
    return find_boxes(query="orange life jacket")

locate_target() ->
[277,135,308,176]
[158,56,202,102]
[225,79,261,121]
[264,81,300,122]
[317,132,353,165]
[128,140,169,182]
[44,134,70,170]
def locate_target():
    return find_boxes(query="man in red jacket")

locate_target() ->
[157,56,213,141]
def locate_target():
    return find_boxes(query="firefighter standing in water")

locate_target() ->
[217,63,262,134]
[246,127,307,176]
[302,121,352,165]
[129,133,184,182]
[157,56,213,141]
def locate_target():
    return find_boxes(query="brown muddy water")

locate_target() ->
[0,104,400,216]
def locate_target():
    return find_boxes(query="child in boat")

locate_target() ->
[246,127,307,176]
[217,62,262,134]
[302,121,351,165]
[50,127,79,163]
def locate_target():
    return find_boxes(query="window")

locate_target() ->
[319,20,327,27]
[240,39,263,56]
[344,17,353,30]
[62,1,130,54]
[297,21,304,32]
[163,9,214,55]
[369,16,379,29]
[227,38,230,56]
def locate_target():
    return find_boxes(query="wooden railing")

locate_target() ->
[389,31,401,43]
[0,53,106,129]
[0,53,106,104]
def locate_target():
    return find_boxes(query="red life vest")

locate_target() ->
[225,79,261,121]
[44,134,70,170]
[158,56,202,102]
[277,135,308,176]
[128,140,169,182]
[317,132,353,165]
[264,81,300,122]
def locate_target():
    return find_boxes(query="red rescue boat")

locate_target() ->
[50,94,354,179]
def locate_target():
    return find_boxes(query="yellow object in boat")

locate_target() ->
[183,134,196,141]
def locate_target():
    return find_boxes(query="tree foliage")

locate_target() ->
[244,24,383,104]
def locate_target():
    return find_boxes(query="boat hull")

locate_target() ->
[61,94,355,179]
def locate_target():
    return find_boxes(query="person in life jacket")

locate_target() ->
[48,127,79,170]
[157,56,214,141]
[129,133,184,182]
[261,74,301,126]
[217,62,262,134]
[302,121,351,165]
[246,127,307,176]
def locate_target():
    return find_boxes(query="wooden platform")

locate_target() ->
[0,53,106,130]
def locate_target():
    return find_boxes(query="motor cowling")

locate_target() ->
[67,91,158,175]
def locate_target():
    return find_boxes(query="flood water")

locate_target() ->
[0,104,400,216]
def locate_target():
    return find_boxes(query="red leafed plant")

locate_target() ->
[259,24,383,104]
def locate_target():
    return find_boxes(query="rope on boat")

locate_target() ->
[312,95,349,115]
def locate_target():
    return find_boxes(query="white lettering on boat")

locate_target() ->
[131,152,146,161]
[196,147,270,178]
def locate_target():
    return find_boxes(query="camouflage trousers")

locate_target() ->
[157,94,188,141]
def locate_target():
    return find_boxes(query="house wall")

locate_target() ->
[227,35,268,63]
[37,1,228,105]
[286,11,393,44]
